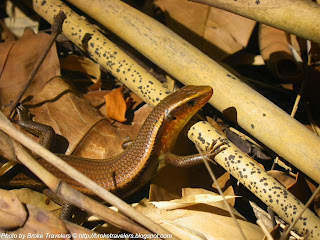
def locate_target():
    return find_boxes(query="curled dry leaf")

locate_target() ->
[0,20,16,42]
[104,86,131,123]
[0,28,60,116]
[136,188,264,240]
[259,24,303,82]
[9,204,69,239]
[154,0,255,60]
[0,190,109,240]
[0,189,27,229]
[150,193,238,210]
[150,152,230,202]
[211,171,236,206]
[268,170,312,204]
[4,0,39,38]
[60,55,102,89]
[10,188,61,216]
[287,173,313,205]
[19,77,126,159]
[267,224,282,240]
[65,221,111,240]
[6,73,149,162]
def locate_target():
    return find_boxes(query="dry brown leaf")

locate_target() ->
[60,55,101,89]
[9,204,69,239]
[0,189,26,229]
[250,202,274,230]
[0,190,109,239]
[211,171,235,206]
[136,188,264,240]
[149,165,193,201]
[0,20,16,42]
[264,224,282,240]
[4,1,39,37]
[0,28,60,116]
[20,76,124,159]
[259,24,303,82]
[268,170,296,188]
[287,173,313,204]
[150,154,228,202]
[65,222,111,240]
[104,86,129,122]
[6,73,150,161]
[84,90,111,115]
[150,193,238,210]
[0,40,15,75]
[211,171,230,190]
[154,0,256,60]
[10,188,61,216]
[268,170,312,204]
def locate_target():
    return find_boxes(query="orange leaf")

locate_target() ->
[104,86,128,122]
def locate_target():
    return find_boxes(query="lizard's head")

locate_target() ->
[162,85,212,123]
[154,85,213,152]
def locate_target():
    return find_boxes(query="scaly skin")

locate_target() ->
[20,85,213,196]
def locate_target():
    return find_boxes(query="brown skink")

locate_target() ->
[18,85,214,196]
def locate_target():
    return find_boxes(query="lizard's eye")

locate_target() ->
[187,99,196,107]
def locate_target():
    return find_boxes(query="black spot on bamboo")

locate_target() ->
[197,133,205,144]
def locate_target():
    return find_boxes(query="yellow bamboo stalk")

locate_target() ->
[60,0,320,184]
[30,2,320,237]
[32,0,170,107]
[191,0,320,44]
[189,121,320,240]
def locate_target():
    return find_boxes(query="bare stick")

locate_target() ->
[195,143,248,240]
[7,11,66,118]
[0,111,179,240]
[281,184,320,240]
[188,121,320,239]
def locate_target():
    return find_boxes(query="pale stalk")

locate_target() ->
[49,0,320,184]
[188,121,320,240]
[190,0,320,44]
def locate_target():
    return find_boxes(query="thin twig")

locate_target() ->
[0,111,180,240]
[195,143,248,240]
[256,219,274,240]
[7,11,66,118]
[281,184,320,240]
[6,125,150,234]
[290,78,306,118]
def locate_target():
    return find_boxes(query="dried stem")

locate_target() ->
[195,143,248,240]
[7,11,66,118]
[0,111,179,239]
[188,121,320,239]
